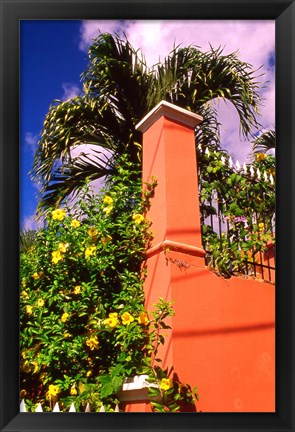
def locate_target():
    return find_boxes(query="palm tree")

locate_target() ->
[252,129,275,156]
[31,32,262,213]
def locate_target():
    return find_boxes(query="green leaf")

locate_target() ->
[151,401,165,411]
[99,383,114,399]
[98,374,112,385]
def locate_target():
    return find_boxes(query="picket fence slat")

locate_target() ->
[20,400,26,412]
[53,402,60,412]
[69,403,76,412]
[36,403,43,412]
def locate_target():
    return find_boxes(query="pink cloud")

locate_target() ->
[79,20,274,70]
[79,20,123,51]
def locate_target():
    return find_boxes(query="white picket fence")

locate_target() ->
[198,145,275,184]
[20,399,120,412]
[20,374,152,413]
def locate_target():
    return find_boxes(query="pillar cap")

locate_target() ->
[135,100,203,133]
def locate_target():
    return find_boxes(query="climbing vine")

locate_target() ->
[198,148,275,277]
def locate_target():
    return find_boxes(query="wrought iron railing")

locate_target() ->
[197,146,275,282]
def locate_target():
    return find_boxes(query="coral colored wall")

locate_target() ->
[122,401,152,412]
[135,101,275,412]
[143,249,275,412]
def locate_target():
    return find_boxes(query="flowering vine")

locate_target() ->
[198,148,275,277]
[20,154,198,412]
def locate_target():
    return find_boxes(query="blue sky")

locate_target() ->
[20,20,275,230]
[20,21,87,228]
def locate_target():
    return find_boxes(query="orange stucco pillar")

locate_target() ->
[136,100,204,250]
[136,100,205,370]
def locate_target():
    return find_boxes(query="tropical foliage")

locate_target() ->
[251,129,275,157]
[199,148,275,277]
[20,155,198,412]
[20,229,38,254]
[31,32,262,213]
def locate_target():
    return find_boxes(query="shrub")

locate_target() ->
[20,155,198,412]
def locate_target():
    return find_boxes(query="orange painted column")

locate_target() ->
[136,100,205,375]
[136,100,204,250]
[136,101,275,413]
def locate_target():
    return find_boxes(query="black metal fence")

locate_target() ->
[197,148,275,282]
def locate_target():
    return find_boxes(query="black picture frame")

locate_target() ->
[1,0,294,431]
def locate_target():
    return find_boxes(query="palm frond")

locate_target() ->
[31,95,126,183]
[36,153,115,214]
[156,45,262,138]
[252,129,275,154]
[32,33,264,213]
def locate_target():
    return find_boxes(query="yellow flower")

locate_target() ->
[88,227,99,242]
[255,153,267,162]
[37,299,44,307]
[73,285,81,294]
[58,242,69,253]
[46,384,61,399]
[71,219,80,228]
[103,196,113,205]
[32,271,43,280]
[26,305,33,315]
[101,235,112,245]
[104,312,119,328]
[51,209,66,221]
[61,312,69,322]
[52,250,63,264]
[132,214,145,224]
[86,370,92,378]
[88,228,98,236]
[70,385,77,396]
[63,332,71,338]
[160,378,173,391]
[86,336,99,351]
[138,312,149,325]
[104,317,118,327]
[258,222,265,232]
[121,312,134,326]
[21,290,29,299]
[85,246,97,258]
[103,205,113,215]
